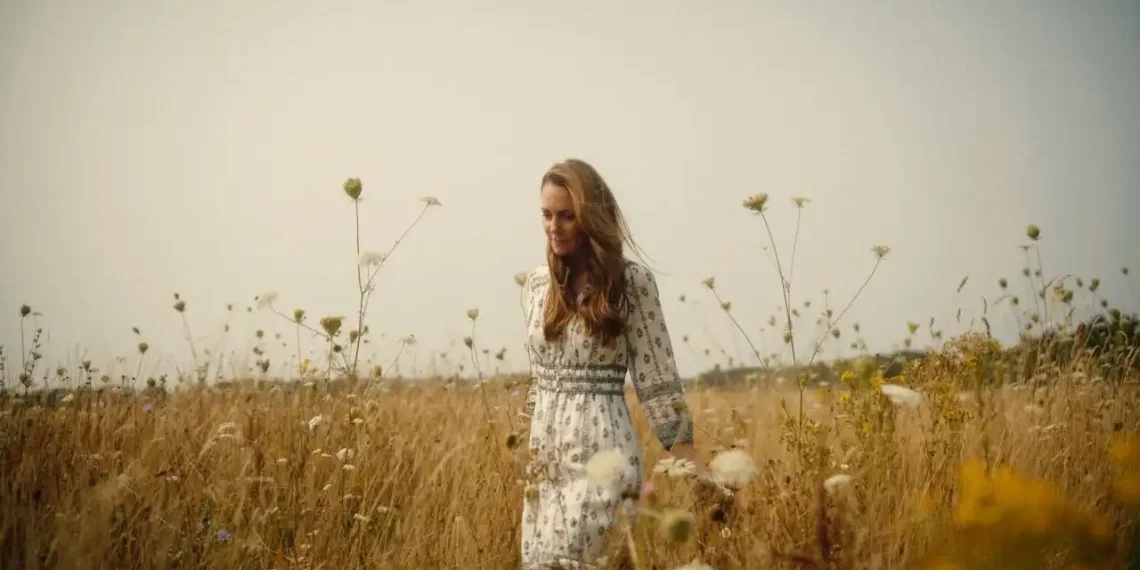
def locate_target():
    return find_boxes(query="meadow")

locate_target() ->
[1,180,1138,570]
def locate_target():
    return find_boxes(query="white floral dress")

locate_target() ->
[519,261,694,569]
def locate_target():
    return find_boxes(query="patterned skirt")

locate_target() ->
[521,370,643,569]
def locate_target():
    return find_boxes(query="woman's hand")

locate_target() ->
[667,442,709,478]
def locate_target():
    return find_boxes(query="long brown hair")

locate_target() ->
[541,158,646,346]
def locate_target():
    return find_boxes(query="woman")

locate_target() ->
[518,158,708,568]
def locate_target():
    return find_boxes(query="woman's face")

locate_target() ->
[541,182,585,257]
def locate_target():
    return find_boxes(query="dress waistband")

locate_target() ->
[532,363,627,395]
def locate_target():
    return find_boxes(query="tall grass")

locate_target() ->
[1,177,1137,569]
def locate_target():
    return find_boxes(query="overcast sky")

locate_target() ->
[2,0,1138,384]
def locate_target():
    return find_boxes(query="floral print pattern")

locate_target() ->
[519,261,693,568]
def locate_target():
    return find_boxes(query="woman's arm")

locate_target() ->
[623,264,705,473]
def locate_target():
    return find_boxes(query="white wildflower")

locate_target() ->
[60,393,74,404]
[823,474,852,493]
[653,457,697,477]
[343,464,356,471]
[709,449,759,489]
[352,418,364,425]
[307,415,324,432]
[276,458,287,465]
[336,448,355,462]
[358,251,386,267]
[880,384,922,408]
[353,513,370,522]
[421,196,441,207]
[585,448,634,492]
[255,291,278,309]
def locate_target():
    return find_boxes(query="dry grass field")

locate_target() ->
[2,185,1138,569]
[2,341,1138,569]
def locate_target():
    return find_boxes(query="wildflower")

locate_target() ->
[872,245,891,259]
[720,301,731,312]
[255,291,278,309]
[823,474,852,493]
[709,449,758,489]
[20,304,31,317]
[343,464,356,471]
[336,448,355,461]
[307,414,324,432]
[344,177,362,200]
[467,308,479,321]
[173,300,186,313]
[216,529,232,541]
[358,251,385,267]
[1026,224,1040,241]
[421,196,441,206]
[659,508,694,544]
[654,457,697,477]
[702,277,715,290]
[791,197,810,208]
[514,272,529,287]
[353,513,370,522]
[585,448,634,492]
[880,384,922,407]
[320,316,343,337]
[138,342,149,355]
[742,193,769,213]
[463,336,473,348]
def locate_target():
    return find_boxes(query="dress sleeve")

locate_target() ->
[520,269,540,419]
[623,264,694,450]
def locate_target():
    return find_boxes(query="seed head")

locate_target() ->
[467,308,480,321]
[420,196,441,207]
[349,330,360,344]
[702,277,716,290]
[138,342,149,355]
[1026,224,1040,241]
[742,193,769,213]
[173,300,186,313]
[999,278,1008,289]
[585,448,633,492]
[294,309,306,323]
[659,508,694,544]
[320,316,343,337]
[19,305,31,318]
[710,448,759,489]
[1124,267,1130,276]
[514,272,528,287]
[463,336,473,349]
[791,197,810,208]
[255,329,264,339]
[871,245,891,259]
[720,301,731,312]
[344,178,363,200]
[1090,278,1100,292]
